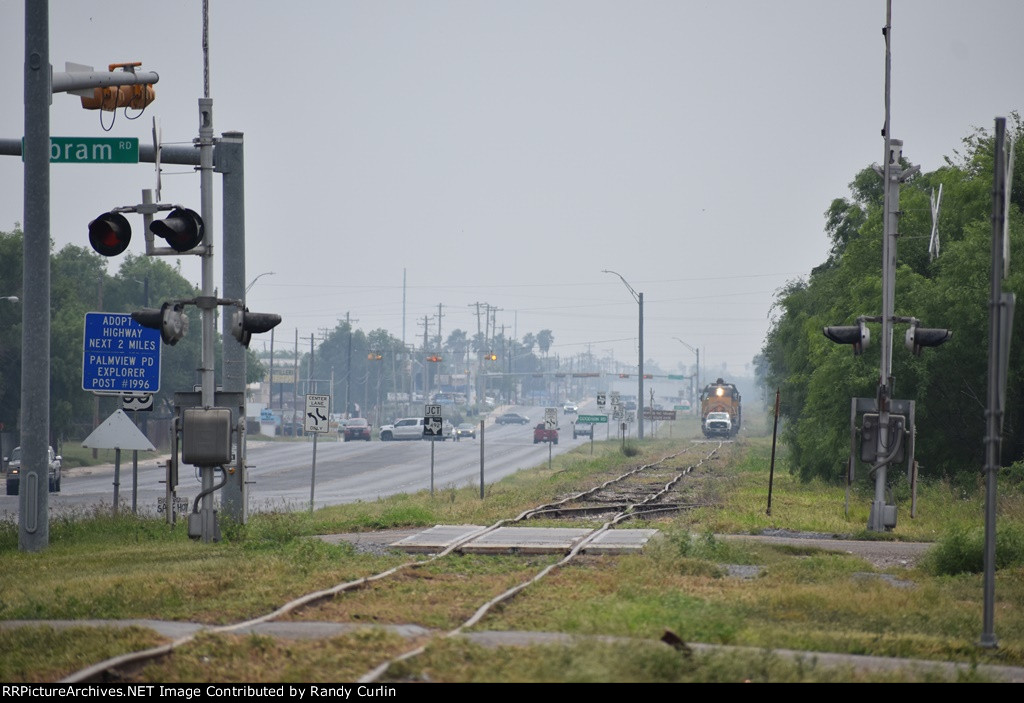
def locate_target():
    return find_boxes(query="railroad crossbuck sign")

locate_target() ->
[304,394,331,434]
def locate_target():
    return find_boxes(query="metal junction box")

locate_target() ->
[181,407,233,465]
[860,413,907,464]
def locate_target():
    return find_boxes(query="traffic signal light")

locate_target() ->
[132,302,189,345]
[231,308,282,348]
[905,323,952,356]
[426,354,442,362]
[81,83,155,111]
[150,208,204,253]
[823,322,870,356]
[88,211,132,256]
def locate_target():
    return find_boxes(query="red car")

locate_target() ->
[533,423,558,444]
[342,418,372,441]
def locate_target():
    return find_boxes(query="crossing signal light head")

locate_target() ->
[426,354,442,362]
[905,324,952,356]
[150,207,204,253]
[132,302,189,345]
[367,352,383,360]
[231,308,282,348]
[88,211,132,256]
[823,322,870,356]
[486,352,497,361]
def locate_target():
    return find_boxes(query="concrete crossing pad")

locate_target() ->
[390,525,660,555]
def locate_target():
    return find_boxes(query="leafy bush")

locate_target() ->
[924,523,1024,576]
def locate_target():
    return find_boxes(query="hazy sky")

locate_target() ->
[2,1,1023,389]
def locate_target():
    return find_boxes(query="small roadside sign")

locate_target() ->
[597,392,606,407]
[82,312,162,394]
[577,414,608,424]
[545,407,558,429]
[424,404,444,438]
[304,394,331,434]
[122,392,153,412]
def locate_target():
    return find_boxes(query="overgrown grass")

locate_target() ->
[2,423,1023,682]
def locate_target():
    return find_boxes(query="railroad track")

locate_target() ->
[62,441,722,683]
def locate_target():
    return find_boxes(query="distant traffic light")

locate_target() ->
[426,354,442,362]
[150,208,204,253]
[231,308,282,348]
[823,322,870,356]
[905,323,952,356]
[88,211,132,256]
[132,302,189,345]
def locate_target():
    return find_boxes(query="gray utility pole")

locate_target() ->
[868,5,920,533]
[980,117,1015,649]
[603,270,644,439]
[16,1,160,551]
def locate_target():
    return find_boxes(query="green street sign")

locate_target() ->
[24,136,139,164]
[577,414,608,424]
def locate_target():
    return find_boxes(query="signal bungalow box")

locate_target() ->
[182,407,233,466]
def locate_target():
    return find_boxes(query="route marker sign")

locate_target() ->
[82,312,161,393]
[304,394,331,434]
[424,405,444,437]
[597,392,606,407]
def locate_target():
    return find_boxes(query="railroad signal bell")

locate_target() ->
[132,302,189,345]
[231,308,282,348]
[823,321,870,356]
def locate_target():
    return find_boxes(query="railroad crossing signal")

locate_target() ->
[88,206,205,257]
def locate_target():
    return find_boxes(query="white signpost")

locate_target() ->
[304,394,331,512]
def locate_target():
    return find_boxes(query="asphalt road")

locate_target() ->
[0,404,611,519]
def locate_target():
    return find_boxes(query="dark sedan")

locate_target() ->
[495,412,530,425]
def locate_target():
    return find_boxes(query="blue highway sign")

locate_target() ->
[82,312,162,393]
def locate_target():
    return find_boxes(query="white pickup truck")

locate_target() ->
[703,411,733,438]
[379,417,453,441]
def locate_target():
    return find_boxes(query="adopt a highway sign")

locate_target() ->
[82,312,161,393]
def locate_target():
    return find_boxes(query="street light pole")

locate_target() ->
[603,270,644,439]
[673,337,700,394]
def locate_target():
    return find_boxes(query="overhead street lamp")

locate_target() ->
[245,271,275,295]
[602,270,644,440]
[673,337,700,391]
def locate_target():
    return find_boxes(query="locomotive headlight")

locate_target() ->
[716,387,724,397]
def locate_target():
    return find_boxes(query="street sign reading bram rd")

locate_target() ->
[82,312,161,393]
[24,136,140,164]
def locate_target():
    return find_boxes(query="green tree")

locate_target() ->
[762,116,1024,480]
